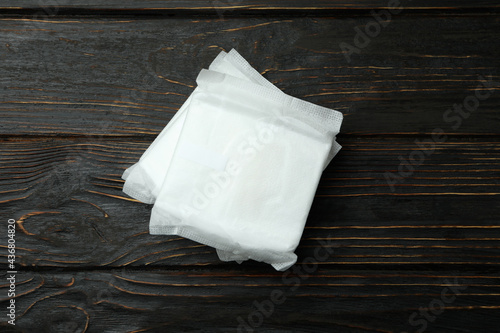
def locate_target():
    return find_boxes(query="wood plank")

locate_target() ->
[0,0,499,11]
[1,269,499,332]
[1,3,497,333]
[1,137,499,268]
[0,16,499,137]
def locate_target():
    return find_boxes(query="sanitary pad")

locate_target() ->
[122,50,343,270]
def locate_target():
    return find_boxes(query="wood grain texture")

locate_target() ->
[1,269,500,332]
[1,2,499,332]
[0,16,499,137]
[1,137,499,269]
[0,0,499,11]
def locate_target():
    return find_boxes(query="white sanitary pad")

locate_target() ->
[149,69,343,270]
[122,50,280,204]
[122,50,343,270]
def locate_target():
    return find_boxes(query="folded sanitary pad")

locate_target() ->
[122,50,343,270]
[122,50,280,204]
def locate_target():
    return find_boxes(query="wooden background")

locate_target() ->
[1,1,499,332]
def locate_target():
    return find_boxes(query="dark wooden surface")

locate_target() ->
[1,1,499,332]
[1,1,500,10]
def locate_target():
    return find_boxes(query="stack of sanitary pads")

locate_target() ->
[122,49,343,271]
